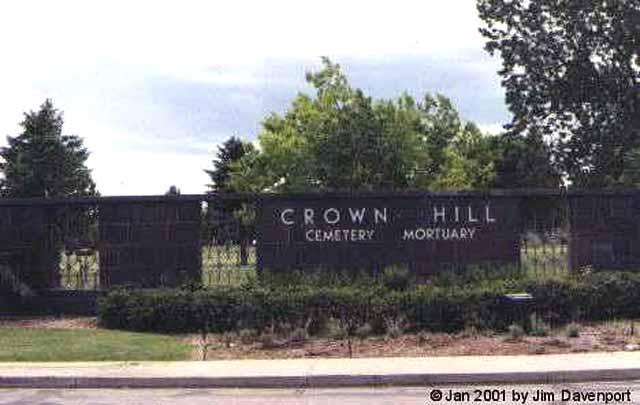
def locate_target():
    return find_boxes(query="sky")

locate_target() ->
[0,1,510,196]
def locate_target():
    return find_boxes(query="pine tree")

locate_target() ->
[0,99,97,197]
[205,136,253,193]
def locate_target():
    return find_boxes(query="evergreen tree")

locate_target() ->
[205,136,254,193]
[0,99,96,197]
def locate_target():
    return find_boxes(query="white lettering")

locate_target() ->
[442,229,450,240]
[468,206,478,222]
[434,206,446,223]
[304,209,315,225]
[374,208,388,224]
[485,205,496,222]
[460,228,468,239]
[281,208,294,225]
[324,208,340,224]
[349,208,367,224]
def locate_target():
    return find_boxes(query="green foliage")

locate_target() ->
[98,271,640,336]
[320,317,348,339]
[478,0,640,187]
[383,316,407,338]
[431,123,497,190]
[381,264,411,291]
[528,319,550,337]
[205,136,254,192]
[229,57,497,192]
[506,324,525,341]
[490,133,561,188]
[287,327,309,344]
[566,323,581,338]
[0,99,97,197]
[354,322,374,338]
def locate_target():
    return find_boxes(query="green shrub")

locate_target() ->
[238,329,257,344]
[381,264,411,291]
[321,317,348,339]
[259,332,281,349]
[384,316,407,338]
[97,271,640,336]
[288,327,308,344]
[528,323,550,337]
[506,324,525,341]
[354,323,374,338]
[566,323,581,338]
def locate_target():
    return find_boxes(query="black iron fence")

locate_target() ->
[0,190,637,292]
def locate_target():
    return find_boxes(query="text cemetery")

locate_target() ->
[279,204,497,243]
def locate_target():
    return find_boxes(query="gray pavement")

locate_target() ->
[2,352,640,389]
[1,381,639,405]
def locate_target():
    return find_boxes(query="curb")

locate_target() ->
[3,368,640,389]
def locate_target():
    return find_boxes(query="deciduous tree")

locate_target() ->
[478,0,640,186]
[230,58,492,192]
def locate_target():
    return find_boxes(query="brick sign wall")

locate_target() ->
[257,193,522,274]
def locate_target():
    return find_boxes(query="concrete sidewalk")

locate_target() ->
[1,352,640,388]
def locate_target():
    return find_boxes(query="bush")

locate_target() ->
[506,324,525,341]
[320,317,348,339]
[566,323,581,338]
[506,323,524,342]
[354,323,374,338]
[528,317,550,337]
[381,264,411,291]
[97,271,640,336]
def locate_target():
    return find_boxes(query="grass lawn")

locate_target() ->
[0,327,193,362]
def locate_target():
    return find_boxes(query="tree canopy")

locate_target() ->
[0,100,96,198]
[205,136,254,193]
[227,57,513,193]
[478,0,640,187]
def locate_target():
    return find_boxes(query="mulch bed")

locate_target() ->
[2,316,638,360]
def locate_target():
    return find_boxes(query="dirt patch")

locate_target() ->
[184,321,640,360]
[2,317,638,361]
[0,316,97,329]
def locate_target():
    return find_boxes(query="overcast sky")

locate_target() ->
[0,1,510,195]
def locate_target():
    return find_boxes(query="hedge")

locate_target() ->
[97,272,640,334]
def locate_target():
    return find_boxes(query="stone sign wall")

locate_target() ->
[4,191,640,293]
[568,192,639,270]
[0,204,57,289]
[99,200,202,287]
[257,193,522,274]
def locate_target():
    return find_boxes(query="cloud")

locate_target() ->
[0,0,511,195]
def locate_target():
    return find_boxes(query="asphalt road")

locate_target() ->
[0,381,638,404]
